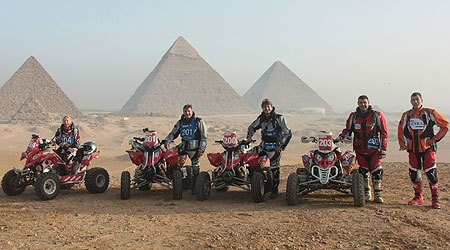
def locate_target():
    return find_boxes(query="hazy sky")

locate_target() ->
[1,1,449,114]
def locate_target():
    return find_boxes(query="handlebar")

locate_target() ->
[133,137,145,141]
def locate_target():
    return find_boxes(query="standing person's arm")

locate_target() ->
[164,120,181,147]
[429,109,449,145]
[278,115,292,150]
[339,112,354,140]
[247,116,261,140]
[198,119,207,155]
[378,112,388,152]
[397,112,408,150]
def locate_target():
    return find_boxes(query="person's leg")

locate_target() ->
[408,152,424,205]
[423,151,440,209]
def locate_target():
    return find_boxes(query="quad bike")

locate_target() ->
[120,129,191,200]
[286,131,365,207]
[195,132,273,203]
[1,134,109,201]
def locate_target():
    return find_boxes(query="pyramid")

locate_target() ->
[0,56,82,121]
[243,61,334,114]
[10,95,51,124]
[121,36,254,115]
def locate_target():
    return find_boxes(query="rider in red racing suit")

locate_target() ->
[340,95,388,203]
[398,92,449,209]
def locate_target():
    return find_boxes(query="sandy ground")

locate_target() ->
[1,114,450,249]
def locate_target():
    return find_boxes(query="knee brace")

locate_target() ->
[192,165,200,176]
[425,168,438,184]
[372,168,383,181]
[409,168,422,182]
[359,167,369,179]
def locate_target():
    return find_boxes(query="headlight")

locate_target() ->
[315,154,322,161]
[327,154,335,161]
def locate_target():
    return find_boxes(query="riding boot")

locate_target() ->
[373,180,384,203]
[191,165,199,195]
[430,182,440,209]
[408,181,423,205]
[364,175,372,202]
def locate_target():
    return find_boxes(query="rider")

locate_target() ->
[340,95,388,203]
[163,104,207,194]
[398,92,448,209]
[247,98,292,199]
[54,116,80,172]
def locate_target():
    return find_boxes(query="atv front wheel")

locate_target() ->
[251,171,265,203]
[286,172,300,205]
[2,169,26,196]
[120,171,131,200]
[172,169,183,200]
[196,171,211,201]
[352,170,365,207]
[34,172,61,201]
[85,168,110,193]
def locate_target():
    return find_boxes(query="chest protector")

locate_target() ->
[404,108,435,152]
[59,129,76,145]
[350,111,381,149]
[261,115,281,150]
[180,117,198,141]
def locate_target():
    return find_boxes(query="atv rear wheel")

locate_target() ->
[120,171,131,200]
[196,171,211,201]
[2,169,26,196]
[286,172,300,205]
[172,169,183,200]
[352,170,365,207]
[251,171,265,203]
[34,172,61,201]
[85,168,109,193]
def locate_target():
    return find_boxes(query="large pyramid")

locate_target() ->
[121,36,254,115]
[243,61,334,114]
[0,56,82,121]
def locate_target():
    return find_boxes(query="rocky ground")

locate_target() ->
[1,159,449,249]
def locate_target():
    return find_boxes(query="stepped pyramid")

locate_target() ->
[243,61,333,114]
[121,36,254,115]
[0,56,82,121]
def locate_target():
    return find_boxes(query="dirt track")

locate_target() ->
[1,160,449,249]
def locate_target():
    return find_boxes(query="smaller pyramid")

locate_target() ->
[0,56,82,121]
[243,61,333,114]
[10,95,51,124]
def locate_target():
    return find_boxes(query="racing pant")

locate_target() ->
[408,151,439,201]
[259,149,281,194]
[355,149,384,201]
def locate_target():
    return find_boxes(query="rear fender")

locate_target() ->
[207,152,223,167]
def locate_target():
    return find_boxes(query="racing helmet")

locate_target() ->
[82,141,97,155]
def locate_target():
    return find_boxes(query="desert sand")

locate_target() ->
[1,113,449,249]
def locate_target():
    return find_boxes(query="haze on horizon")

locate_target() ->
[1,1,449,114]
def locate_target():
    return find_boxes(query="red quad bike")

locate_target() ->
[1,134,109,201]
[195,132,273,203]
[120,129,191,200]
[286,131,365,207]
